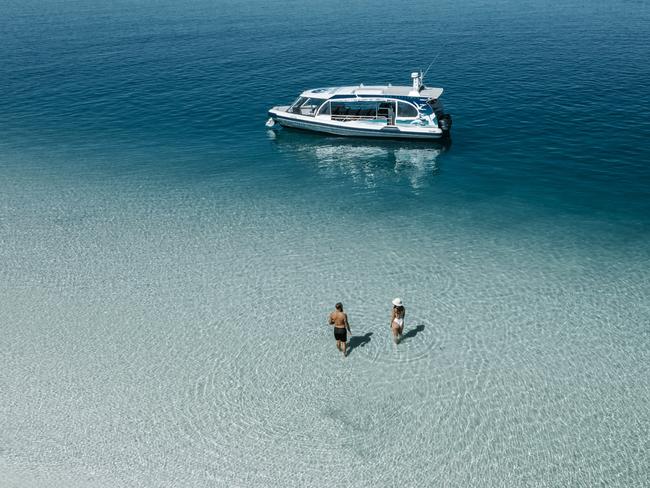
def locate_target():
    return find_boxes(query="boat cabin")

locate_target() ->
[288,95,438,126]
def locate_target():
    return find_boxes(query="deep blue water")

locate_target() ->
[1,1,649,486]
[3,0,650,220]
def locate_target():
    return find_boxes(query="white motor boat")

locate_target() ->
[267,72,452,140]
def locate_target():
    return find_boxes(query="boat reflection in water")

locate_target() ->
[268,130,450,190]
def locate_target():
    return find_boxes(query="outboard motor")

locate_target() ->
[438,114,452,134]
[428,97,452,136]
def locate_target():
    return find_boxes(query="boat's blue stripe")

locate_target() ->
[329,93,430,103]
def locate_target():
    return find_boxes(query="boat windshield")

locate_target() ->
[290,97,326,116]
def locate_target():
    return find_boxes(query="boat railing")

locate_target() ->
[331,114,385,122]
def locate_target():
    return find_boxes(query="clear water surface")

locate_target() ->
[1,0,648,486]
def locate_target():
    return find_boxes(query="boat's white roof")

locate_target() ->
[302,85,443,100]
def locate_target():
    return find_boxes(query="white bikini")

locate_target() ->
[392,309,404,328]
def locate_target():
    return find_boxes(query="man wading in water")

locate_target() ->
[329,302,351,357]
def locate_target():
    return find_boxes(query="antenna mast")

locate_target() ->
[421,52,442,85]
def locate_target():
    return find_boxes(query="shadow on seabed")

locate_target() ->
[401,324,425,342]
[346,332,373,356]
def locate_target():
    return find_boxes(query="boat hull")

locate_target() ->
[268,110,445,140]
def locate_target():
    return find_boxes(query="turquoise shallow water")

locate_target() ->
[1,0,649,486]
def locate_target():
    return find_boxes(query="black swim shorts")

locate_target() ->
[334,327,347,342]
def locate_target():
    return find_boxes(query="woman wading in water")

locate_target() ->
[390,298,405,344]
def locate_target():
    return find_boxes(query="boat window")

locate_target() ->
[397,101,418,118]
[318,101,331,115]
[330,101,379,120]
[301,98,325,115]
[377,102,395,118]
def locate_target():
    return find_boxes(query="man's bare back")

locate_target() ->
[329,310,348,328]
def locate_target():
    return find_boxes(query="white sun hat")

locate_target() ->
[392,297,403,307]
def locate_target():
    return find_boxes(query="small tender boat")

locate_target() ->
[267,72,452,140]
